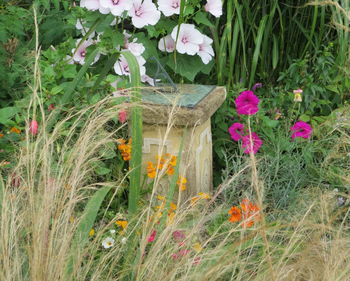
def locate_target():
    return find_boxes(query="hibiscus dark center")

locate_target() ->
[172,1,179,8]
[135,7,143,16]
[112,0,119,5]
[181,36,189,44]
[80,50,86,57]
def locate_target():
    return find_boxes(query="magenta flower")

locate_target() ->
[290,121,312,139]
[172,230,186,243]
[147,230,157,243]
[235,91,260,115]
[242,132,263,154]
[29,120,38,135]
[228,123,245,141]
[118,110,127,123]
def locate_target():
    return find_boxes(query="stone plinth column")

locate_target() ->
[139,84,226,197]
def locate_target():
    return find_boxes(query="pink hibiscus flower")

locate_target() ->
[235,91,260,115]
[228,122,245,141]
[242,132,263,154]
[29,120,38,135]
[290,121,312,139]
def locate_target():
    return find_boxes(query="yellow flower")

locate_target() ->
[10,127,21,134]
[156,195,166,201]
[192,242,203,253]
[170,202,177,212]
[116,220,128,230]
[89,228,95,237]
[167,211,175,226]
[177,176,187,191]
[198,192,211,200]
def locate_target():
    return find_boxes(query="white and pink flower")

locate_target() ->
[197,34,214,64]
[80,0,100,11]
[128,0,160,28]
[171,24,203,55]
[205,0,223,18]
[158,35,175,53]
[158,0,180,17]
[113,53,146,77]
[72,39,100,65]
[100,0,132,16]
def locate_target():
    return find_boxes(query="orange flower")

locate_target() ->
[240,198,261,228]
[10,127,21,134]
[168,154,177,167]
[166,165,175,176]
[147,161,156,178]
[228,206,242,222]
[156,155,166,170]
[117,138,132,161]
[115,220,128,230]
[177,176,187,191]
[0,133,4,138]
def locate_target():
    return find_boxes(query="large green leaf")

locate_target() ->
[65,185,113,278]
[0,107,18,125]
[166,54,205,82]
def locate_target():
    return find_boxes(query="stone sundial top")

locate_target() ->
[141,84,216,108]
[140,84,226,126]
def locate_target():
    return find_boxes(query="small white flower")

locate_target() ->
[197,34,214,64]
[205,0,223,18]
[100,0,132,16]
[102,237,115,249]
[121,237,127,244]
[158,0,180,17]
[158,35,175,53]
[128,0,161,28]
[171,24,203,55]
[110,229,116,234]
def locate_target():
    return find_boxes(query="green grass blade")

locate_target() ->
[249,15,268,87]
[65,185,113,278]
[123,51,142,215]
[91,53,119,93]
[0,173,3,212]
[272,34,279,70]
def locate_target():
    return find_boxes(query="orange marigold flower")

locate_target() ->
[0,133,4,138]
[10,127,21,134]
[177,176,187,191]
[115,220,128,230]
[169,155,177,167]
[228,206,242,222]
[147,161,156,178]
[156,155,166,170]
[239,198,261,228]
[166,165,175,176]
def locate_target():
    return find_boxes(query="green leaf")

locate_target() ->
[95,166,111,176]
[0,107,19,125]
[62,64,77,79]
[166,54,204,82]
[66,185,113,277]
[194,12,215,28]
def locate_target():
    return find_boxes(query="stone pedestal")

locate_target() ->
[140,84,226,197]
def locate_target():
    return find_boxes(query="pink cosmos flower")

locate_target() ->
[235,91,260,115]
[118,110,127,123]
[158,35,175,53]
[147,230,157,243]
[290,121,312,139]
[158,0,180,16]
[72,39,100,65]
[100,0,132,16]
[113,54,146,77]
[197,34,214,64]
[204,0,223,18]
[171,24,204,55]
[29,120,38,135]
[228,123,245,141]
[171,249,190,260]
[242,132,263,154]
[128,0,161,28]
[172,230,186,242]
